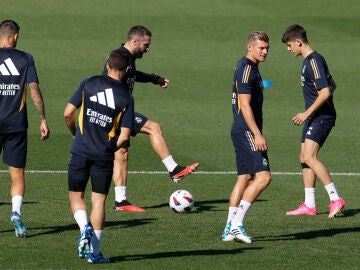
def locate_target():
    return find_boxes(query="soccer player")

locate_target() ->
[109,25,199,212]
[64,51,134,264]
[281,24,346,218]
[221,31,271,243]
[0,20,50,237]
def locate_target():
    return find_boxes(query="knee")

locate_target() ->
[259,173,271,187]
[302,155,314,166]
[115,147,129,162]
[263,174,271,186]
[148,120,162,135]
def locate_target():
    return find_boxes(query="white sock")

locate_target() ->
[12,195,23,215]
[115,186,127,202]
[91,230,103,256]
[324,182,340,201]
[162,155,178,172]
[74,210,88,232]
[226,207,238,224]
[304,188,316,208]
[232,200,251,227]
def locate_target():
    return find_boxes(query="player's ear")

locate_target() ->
[105,62,110,72]
[296,39,302,47]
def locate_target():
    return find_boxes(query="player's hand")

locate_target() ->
[292,112,307,126]
[40,119,50,140]
[255,133,267,152]
[160,79,169,88]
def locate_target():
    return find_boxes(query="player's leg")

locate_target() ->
[113,113,144,212]
[88,191,109,263]
[286,143,318,216]
[302,139,346,217]
[139,116,199,183]
[113,147,144,212]
[68,154,93,258]
[229,175,252,207]
[226,132,271,243]
[230,170,271,243]
[222,174,252,242]
[88,164,112,264]
[4,132,28,237]
[9,166,27,237]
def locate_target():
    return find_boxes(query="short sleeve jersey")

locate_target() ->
[0,48,39,133]
[69,75,134,160]
[301,51,336,121]
[231,57,264,134]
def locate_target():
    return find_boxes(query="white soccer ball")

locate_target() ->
[169,190,194,213]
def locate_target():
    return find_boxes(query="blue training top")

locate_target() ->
[231,57,264,134]
[69,75,134,160]
[0,48,39,133]
[301,51,336,121]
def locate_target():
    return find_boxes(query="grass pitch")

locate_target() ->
[0,0,359,269]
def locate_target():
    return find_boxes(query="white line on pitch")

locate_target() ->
[0,170,359,176]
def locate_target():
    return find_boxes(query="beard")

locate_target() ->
[133,48,144,58]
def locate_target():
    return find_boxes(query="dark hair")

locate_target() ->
[107,50,129,71]
[127,25,152,40]
[282,24,308,43]
[0,19,20,34]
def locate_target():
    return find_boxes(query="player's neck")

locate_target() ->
[0,35,17,48]
[123,41,134,55]
[0,40,13,48]
[301,44,314,59]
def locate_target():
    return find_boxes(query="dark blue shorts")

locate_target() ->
[68,154,113,194]
[132,112,149,137]
[231,131,270,176]
[0,132,27,168]
[301,118,335,146]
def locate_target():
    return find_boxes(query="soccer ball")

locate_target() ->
[169,190,194,213]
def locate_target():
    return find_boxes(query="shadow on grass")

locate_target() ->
[3,218,157,238]
[145,199,267,213]
[256,226,360,241]
[110,247,262,262]
[341,208,360,217]
[0,201,38,206]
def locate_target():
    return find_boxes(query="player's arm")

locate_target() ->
[64,103,77,138]
[116,96,134,149]
[116,127,131,149]
[28,82,50,140]
[239,93,267,152]
[329,77,336,93]
[135,71,169,88]
[292,87,332,126]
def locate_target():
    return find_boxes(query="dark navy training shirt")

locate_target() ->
[0,48,39,133]
[231,57,264,134]
[69,75,134,160]
[301,51,336,121]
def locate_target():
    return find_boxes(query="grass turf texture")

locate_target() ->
[0,0,359,269]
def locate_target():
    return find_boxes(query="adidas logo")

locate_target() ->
[0,58,20,76]
[90,88,115,109]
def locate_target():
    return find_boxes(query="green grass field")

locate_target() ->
[0,0,359,269]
